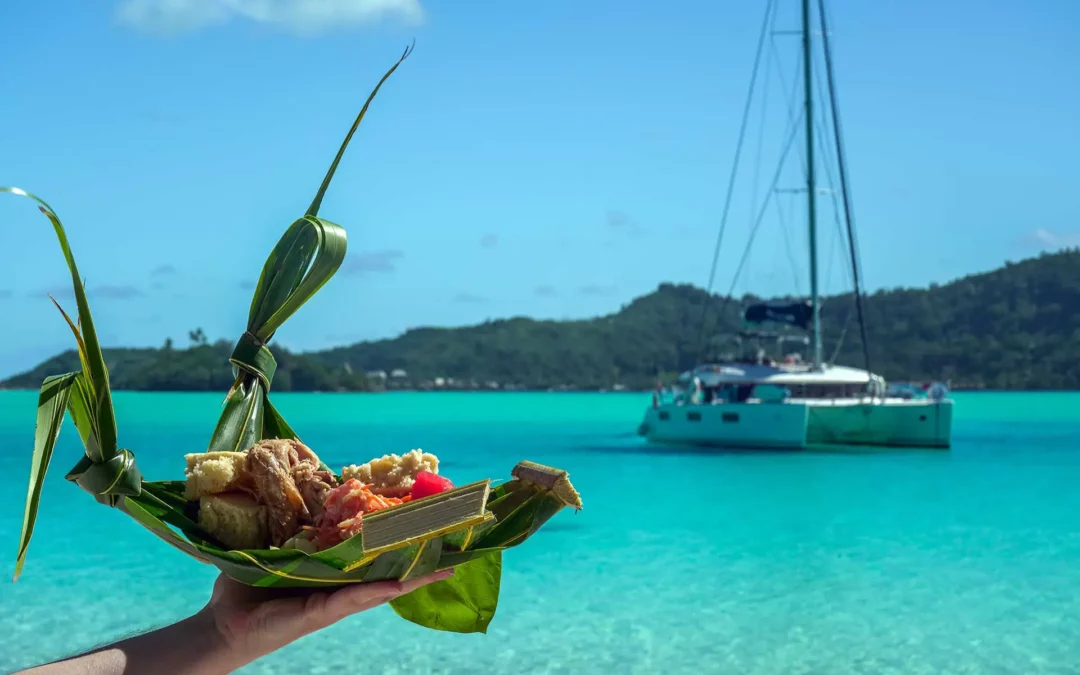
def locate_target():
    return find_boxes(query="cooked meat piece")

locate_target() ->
[257,438,301,466]
[291,439,320,466]
[292,462,338,520]
[246,440,310,546]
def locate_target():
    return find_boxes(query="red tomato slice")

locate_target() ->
[411,471,455,500]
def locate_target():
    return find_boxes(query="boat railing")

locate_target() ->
[656,379,950,407]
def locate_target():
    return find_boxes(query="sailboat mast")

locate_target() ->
[802,0,822,368]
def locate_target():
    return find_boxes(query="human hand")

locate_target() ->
[19,569,456,675]
[199,569,455,672]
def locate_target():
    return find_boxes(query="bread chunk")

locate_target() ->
[198,492,268,550]
[184,451,249,500]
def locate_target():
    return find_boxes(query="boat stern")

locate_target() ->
[637,406,661,438]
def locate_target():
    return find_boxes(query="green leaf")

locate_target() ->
[64,448,142,498]
[207,380,264,453]
[120,496,213,564]
[306,41,414,218]
[66,373,97,458]
[261,397,299,441]
[246,217,346,342]
[472,491,565,551]
[4,186,145,583]
[390,551,503,634]
[1,187,119,462]
[15,372,78,581]
[207,46,412,453]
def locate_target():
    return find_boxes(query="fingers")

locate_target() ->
[320,568,455,622]
[398,569,455,595]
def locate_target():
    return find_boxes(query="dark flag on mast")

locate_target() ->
[743,300,813,330]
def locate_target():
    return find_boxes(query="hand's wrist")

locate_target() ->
[183,607,257,675]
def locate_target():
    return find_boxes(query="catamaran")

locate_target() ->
[638,0,953,450]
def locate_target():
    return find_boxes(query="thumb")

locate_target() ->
[324,569,454,621]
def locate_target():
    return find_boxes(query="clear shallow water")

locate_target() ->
[1,390,1079,674]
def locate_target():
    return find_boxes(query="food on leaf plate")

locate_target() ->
[186,441,456,553]
[9,45,585,635]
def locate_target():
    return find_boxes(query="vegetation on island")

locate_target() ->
[3,249,1078,392]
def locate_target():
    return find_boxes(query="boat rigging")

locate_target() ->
[638,0,954,450]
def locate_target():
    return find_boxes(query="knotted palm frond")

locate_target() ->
[7,45,582,635]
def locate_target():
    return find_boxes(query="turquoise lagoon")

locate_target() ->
[2,391,1079,674]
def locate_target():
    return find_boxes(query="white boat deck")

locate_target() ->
[640,363,954,450]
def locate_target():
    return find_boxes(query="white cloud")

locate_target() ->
[1030,227,1080,249]
[116,0,424,35]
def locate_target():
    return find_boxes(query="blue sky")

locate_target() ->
[1,0,1078,377]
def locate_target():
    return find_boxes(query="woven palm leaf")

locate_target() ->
[8,45,582,635]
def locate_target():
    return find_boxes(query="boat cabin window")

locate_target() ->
[686,381,868,403]
[786,383,864,398]
[699,384,755,403]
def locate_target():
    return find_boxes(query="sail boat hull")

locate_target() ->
[805,397,952,448]
[638,397,952,450]
[639,401,811,449]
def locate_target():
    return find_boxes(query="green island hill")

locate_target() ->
[3,249,1078,393]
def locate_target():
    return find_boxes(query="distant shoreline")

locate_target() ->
[1,386,1074,394]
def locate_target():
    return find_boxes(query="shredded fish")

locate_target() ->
[313,479,403,549]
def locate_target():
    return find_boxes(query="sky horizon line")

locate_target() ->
[2,245,1069,380]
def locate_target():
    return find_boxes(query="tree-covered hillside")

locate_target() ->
[1,338,372,393]
[3,249,1078,391]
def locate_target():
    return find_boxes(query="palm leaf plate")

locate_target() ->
[5,44,582,635]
